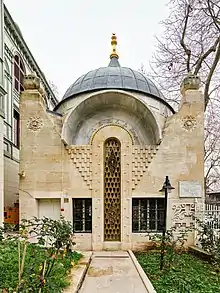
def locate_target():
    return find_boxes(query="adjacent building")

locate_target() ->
[0,0,6,226]
[1,3,58,225]
[206,192,220,204]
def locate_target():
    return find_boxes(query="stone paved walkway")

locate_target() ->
[79,251,147,293]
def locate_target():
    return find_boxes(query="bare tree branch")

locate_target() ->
[207,0,220,33]
[204,38,220,108]
[180,3,192,72]
[140,0,220,192]
[194,37,219,74]
[147,0,220,109]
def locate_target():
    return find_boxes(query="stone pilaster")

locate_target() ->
[91,125,133,251]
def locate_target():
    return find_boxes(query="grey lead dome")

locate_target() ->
[62,57,165,101]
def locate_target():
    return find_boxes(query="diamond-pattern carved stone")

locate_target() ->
[66,146,92,189]
[104,138,121,241]
[132,145,159,190]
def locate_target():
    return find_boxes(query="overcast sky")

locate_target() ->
[4,0,169,100]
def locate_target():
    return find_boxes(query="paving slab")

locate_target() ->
[79,251,147,293]
[93,251,129,258]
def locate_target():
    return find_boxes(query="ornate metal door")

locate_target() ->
[104,138,121,241]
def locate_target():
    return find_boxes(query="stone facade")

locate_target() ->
[19,71,204,251]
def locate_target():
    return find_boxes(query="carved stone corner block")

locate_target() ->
[23,73,40,90]
[180,73,201,95]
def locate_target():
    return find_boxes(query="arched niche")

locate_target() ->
[61,90,162,145]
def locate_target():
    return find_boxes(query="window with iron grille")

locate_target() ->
[132,198,165,232]
[72,199,92,233]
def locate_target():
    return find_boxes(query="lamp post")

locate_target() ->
[159,176,175,270]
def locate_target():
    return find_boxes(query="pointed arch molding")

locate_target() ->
[89,123,135,145]
[61,90,162,146]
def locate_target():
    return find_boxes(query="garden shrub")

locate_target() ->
[196,218,220,265]
[0,216,81,293]
[149,225,191,270]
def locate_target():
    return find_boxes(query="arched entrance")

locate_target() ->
[104,138,121,241]
[90,125,132,250]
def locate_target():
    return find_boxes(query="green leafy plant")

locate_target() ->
[196,217,220,265]
[0,226,3,242]
[0,216,80,293]
[149,225,191,270]
[136,252,220,293]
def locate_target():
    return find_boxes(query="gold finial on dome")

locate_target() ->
[110,33,119,59]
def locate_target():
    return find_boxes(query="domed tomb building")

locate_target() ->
[19,34,204,250]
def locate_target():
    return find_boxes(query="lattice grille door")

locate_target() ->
[104,138,121,241]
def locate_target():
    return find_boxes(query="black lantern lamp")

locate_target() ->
[159,176,175,270]
[159,175,175,193]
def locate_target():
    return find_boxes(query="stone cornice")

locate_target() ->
[3,4,59,108]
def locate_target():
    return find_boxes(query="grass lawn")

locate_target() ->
[0,240,82,293]
[135,251,220,293]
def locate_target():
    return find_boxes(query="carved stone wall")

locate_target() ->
[19,83,204,251]
[132,145,159,190]
[66,143,159,192]
[66,146,92,189]
[172,203,195,229]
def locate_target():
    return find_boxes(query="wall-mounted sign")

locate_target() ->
[179,181,202,198]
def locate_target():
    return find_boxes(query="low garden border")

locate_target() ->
[63,251,92,293]
[128,250,157,293]
[188,246,213,262]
